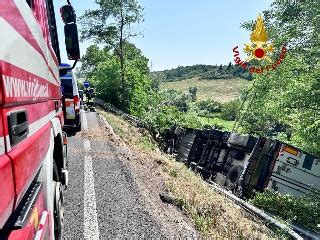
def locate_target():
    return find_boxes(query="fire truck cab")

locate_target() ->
[0,0,79,239]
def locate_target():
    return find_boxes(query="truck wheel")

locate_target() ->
[53,161,59,182]
[225,165,244,189]
[53,161,64,239]
[54,181,64,240]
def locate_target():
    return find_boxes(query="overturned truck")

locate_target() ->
[164,127,320,199]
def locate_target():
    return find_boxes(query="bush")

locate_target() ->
[141,104,181,134]
[161,89,193,113]
[188,86,197,102]
[197,99,222,115]
[179,110,203,129]
[250,190,320,232]
[220,100,240,121]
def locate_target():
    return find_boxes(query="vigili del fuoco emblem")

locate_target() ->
[232,14,286,74]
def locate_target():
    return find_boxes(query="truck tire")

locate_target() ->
[53,161,64,240]
[53,161,59,182]
[225,165,244,189]
[54,182,64,240]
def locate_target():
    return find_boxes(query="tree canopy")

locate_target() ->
[80,0,144,111]
[239,1,319,155]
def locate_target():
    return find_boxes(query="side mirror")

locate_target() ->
[64,23,80,60]
[60,5,76,24]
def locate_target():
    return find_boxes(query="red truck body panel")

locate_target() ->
[7,122,51,207]
[0,153,15,228]
[7,191,49,240]
[0,0,64,235]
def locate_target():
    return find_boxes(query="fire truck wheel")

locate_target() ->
[54,181,64,240]
[225,165,244,189]
[53,161,59,182]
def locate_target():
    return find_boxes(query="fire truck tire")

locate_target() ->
[53,161,59,182]
[54,181,64,240]
[225,165,244,188]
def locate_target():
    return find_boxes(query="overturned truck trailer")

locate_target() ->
[167,127,320,198]
[238,136,320,198]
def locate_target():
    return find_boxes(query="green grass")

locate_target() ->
[198,116,235,131]
[160,77,249,103]
[137,135,156,151]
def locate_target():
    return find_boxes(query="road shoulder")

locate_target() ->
[94,111,199,238]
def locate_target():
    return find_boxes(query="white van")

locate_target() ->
[60,63,81,131]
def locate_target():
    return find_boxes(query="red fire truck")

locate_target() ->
[0,0,80,239]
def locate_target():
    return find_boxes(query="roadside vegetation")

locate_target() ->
[98,109,275,238]
[238,1,319,155]
[251,190,320,232]
[80,0,319,235]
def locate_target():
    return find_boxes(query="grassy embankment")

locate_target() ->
[98,108,277,238]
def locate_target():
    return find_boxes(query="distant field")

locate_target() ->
[160,77,249,103]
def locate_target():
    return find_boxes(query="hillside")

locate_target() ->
[152,64,252,82]
[160,77,249,103]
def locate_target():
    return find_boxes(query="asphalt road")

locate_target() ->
[62,111,166,239]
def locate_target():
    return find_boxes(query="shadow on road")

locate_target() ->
[64,130,77,137]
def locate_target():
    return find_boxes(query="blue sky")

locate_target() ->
[55,0,273,71]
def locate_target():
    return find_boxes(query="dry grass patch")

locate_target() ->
[97,109,157,151]
[160,77,249,103]
[161,161,272,238]
[98,109,274,238]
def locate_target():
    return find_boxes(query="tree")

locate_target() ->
[239,1,320,155]
[219,64,223,71]
[79,43,153,114]
[188,86,197,102]
[79,45,111,79]
[80,0,143,111]
[227,62,232,70]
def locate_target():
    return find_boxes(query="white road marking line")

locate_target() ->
[84,139,90,152]
[84,155,100,240]
[82,111,88,130]
[83,137,99,239]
